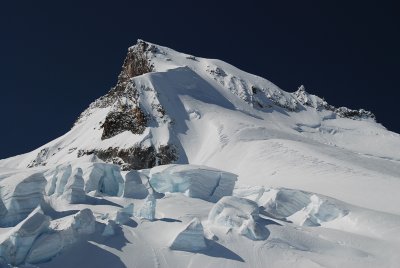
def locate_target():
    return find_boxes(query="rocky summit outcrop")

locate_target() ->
[116,40,154,89]
[293,85,375,119]
[101,108,147,140]
[68,40,178,170]
[75,40,156,125]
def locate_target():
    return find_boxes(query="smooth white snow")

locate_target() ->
[0,40,399,267]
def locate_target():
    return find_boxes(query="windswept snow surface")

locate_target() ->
[0,40,400,267]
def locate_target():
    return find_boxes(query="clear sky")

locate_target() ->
[0,1,399,159]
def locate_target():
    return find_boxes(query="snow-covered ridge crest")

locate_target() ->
[9,39,369,171]
[77,39,375,126]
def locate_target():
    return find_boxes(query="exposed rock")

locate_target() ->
[101,107,147,140]
[77,144,178,171]
[27,148,49,168]
[156,145,178,166]
[293,85,375,120]
[116,39,154,88]
[205,69,376,120]
[292,85,329,110]
[334,107,375,120]
[75,39,155,125]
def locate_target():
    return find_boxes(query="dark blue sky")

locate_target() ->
[0,1,399,159]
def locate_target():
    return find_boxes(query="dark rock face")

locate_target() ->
[97,146,156,170]
[75,40,155,125]
[117,40,154,85]
[101,107,147,140]
[334,107,375,120]
[78,144,178,171]
[156,145,178,166]
[71,40,179,171]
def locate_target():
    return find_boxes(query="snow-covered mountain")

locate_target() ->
[0,40,399,268]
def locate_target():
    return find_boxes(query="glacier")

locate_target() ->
[0,40,399,267]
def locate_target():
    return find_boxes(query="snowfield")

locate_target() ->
[0,40,400,267]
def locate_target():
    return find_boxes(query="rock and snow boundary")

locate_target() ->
[0,40,399,267]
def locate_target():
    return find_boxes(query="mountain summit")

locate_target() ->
[0,40,399,267]
[0,40,380,171]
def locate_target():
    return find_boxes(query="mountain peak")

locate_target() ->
[0,41,380,170]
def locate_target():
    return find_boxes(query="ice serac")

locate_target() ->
[0,208,50,265]
[114,203,134,225]
[70,208,96,234]
[123,170,149,199]
[137,193,156,221]
[0,197,7,218]
[149,164,237,202]
[170,218,207,252]
[82,163,124,196]
[0,172,46,227]
[25,232,64,264]
[45,164,72,196]
[25,232,63,264]
[44,162,124,197]
[208,196,268,240]
[102,220,117,236]
[258,188,348,226]
[26,208,96,264]
[61,168,86,203]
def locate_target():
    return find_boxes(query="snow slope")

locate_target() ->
[0,40,399,267]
